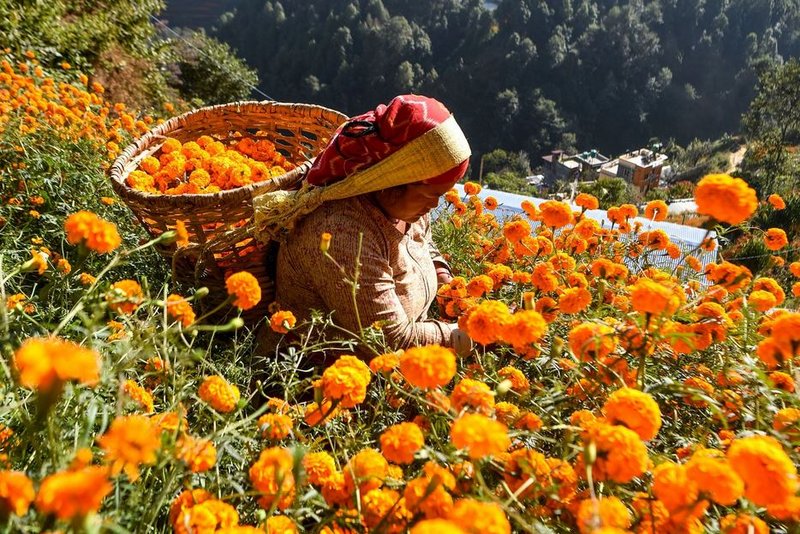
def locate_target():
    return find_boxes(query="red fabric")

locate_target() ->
[306,94,468,186]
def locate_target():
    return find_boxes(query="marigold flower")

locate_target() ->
[559,287,592,314]
[694,174,757,224]
[539,200,574,228]
[174,499,239,534]
[250,447,296,510]
[727,435,798,506]
[258,413,293,440]
[502,448,551,500]
[166,294,195,327]
[98,415,160,481]
[450,378,495,414]
[169,488,213,526]
[764,228,788,250]
[749,289,776,312]
[64,210,121,253]
[644,199,669,221]
[0,470,34,517]
[576,496,631,534]
[270,310,296,333]
[404,476,454,519]
[107,279,143,314]
[198,375,240,413]
[463,182,481,195]
[463,299,510,345]
[719,513,769,534]
[264,515,298,533]
[575,193,599,210]
[568,322,617,361]
[466,275,494,298]
[380,422,425,464]
[497,366,530,393]
[579,421,648,483]
[685,452,743,505]
[399,345,457,389]
[370,351,401,373]
[79,272,97,286]
[321,355,371,408]
[629,278,680,316]
[343,448,388,495]
[450,414,510,460]
[176,435,217,472]
[484,196,498,210]
[302,451,337,486]
[411,519,466,534]
[448,498,510,534]
[13,337,100,391]
[602,388,661,441]
[123,379,154,413]
[502,219,531,243]
[768,193,786,209]
[362,487,408,530]
[225,271,262,310]
[35,466,112,520]
[304,400,340,426]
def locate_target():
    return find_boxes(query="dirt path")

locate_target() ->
[727,145,747,172]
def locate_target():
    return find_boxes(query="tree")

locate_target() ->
[741,59,800,194]
[579,177,635,209]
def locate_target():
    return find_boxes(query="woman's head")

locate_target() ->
[305,95,470,189]
[375,164,466,223]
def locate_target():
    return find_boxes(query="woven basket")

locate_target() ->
[109,101,348,322]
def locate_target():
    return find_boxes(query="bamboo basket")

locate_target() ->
[109,101,348,322]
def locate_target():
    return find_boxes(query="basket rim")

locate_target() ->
[108,100,348,206]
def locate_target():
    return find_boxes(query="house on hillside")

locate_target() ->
[600,148,668,192]
[541,149,609,187]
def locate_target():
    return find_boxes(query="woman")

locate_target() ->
[255,95,473,361]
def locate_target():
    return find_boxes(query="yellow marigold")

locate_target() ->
[79,272,97,286]
[774,407,800,434]
[576,496,632,534]
[629,278,680,316]
[749,289,776,312]
[768,193,786,210]
[225,271,262,310]
[539,200,574,228]
[176,435,217,473]
[410,519,466,534]
[463,299,510,345]
[568,322,617,361]
[362,487,409,530]
[685,452,743,506]
[321,355,371,408]
[694,174,757,225]
[497,366,530,393]
[107,279,143,314]
[35,466,112,520]
[579,421,648,483]
[249,447,296,510]
[503,310,548,350]
[5,293,25,311]
[644,200,669,221]
[123,379,154,413]
[451,414,510,460]
[764,228,788,250]
[343,448,388,495]
[399,345,456,389]
[447,498,510,534]
[0,470,34,516]
[258,413,293,440]
[265,515,298,533]
[13,337,100,391]
[559,287,592,314]
[369,351,401,374]
[56,258,71,274]
[269,310,296,334]
[450,378,495,414]
[602,387,661,441]
[380,422,425,464]
[198,375,240,413]
[98,415,160,481]
[727,435,798,506]
[64,210,121,254]
[166,294,195,327]
[720,513,769,534]
[302,451,337,486]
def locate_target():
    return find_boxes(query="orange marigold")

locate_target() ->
[568,322,617,361]
[575,193,599,211]
[198,375,241,413]
[98,415,160,481]
[579,421,648,483]
[727,435,798,507]
[451,414,510,460]
[694,174,758,225]
[466,275,494,298]
[302,451,337,486]
[764,228,788,250]
[249,447,296,510]
[13,337,100,391]
[410,519,466,534]
[343,448,388,495]
[448,498,510,534]
[225,271,262,310]
[602,387,661,441]
[685,452,743,506]
[64,210,122,254]
[176,435,217,472]
[559,287,592,314]
[503,310,548,350]
[720,513,769,534]
[644,200,669,221]
[399,345,456,389]
[768,193,786,210]
[576,496,631,534]
[629,278,680,316]
[321,355,371,408]
[35,466,112,520]
[270,310,296,334]
[539,200,574,228]
[450,378,495,415]
[166,294,195,327]
[258,413,293,440]
[107,279,143,314]
[0,470,34,517]
[463,300,510,345]
[380,422,425,464]
[123,379,154,413]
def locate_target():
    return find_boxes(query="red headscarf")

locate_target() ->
[306,94,469,186]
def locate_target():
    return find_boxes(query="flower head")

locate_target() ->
[198,375,240,413]
[225,271,262,310]
[694,174,757,224]
[13,337,100,391]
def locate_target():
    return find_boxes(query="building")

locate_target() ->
[600,148,668,191]
[541,149,609,186]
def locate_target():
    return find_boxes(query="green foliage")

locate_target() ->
[578,176,635,209]
[742,59,800,195]
[665,135,741,183]
[164,28,259,105]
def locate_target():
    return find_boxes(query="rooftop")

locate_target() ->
[619,149,668,168]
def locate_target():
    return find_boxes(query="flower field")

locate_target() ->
[3,52,800,534]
